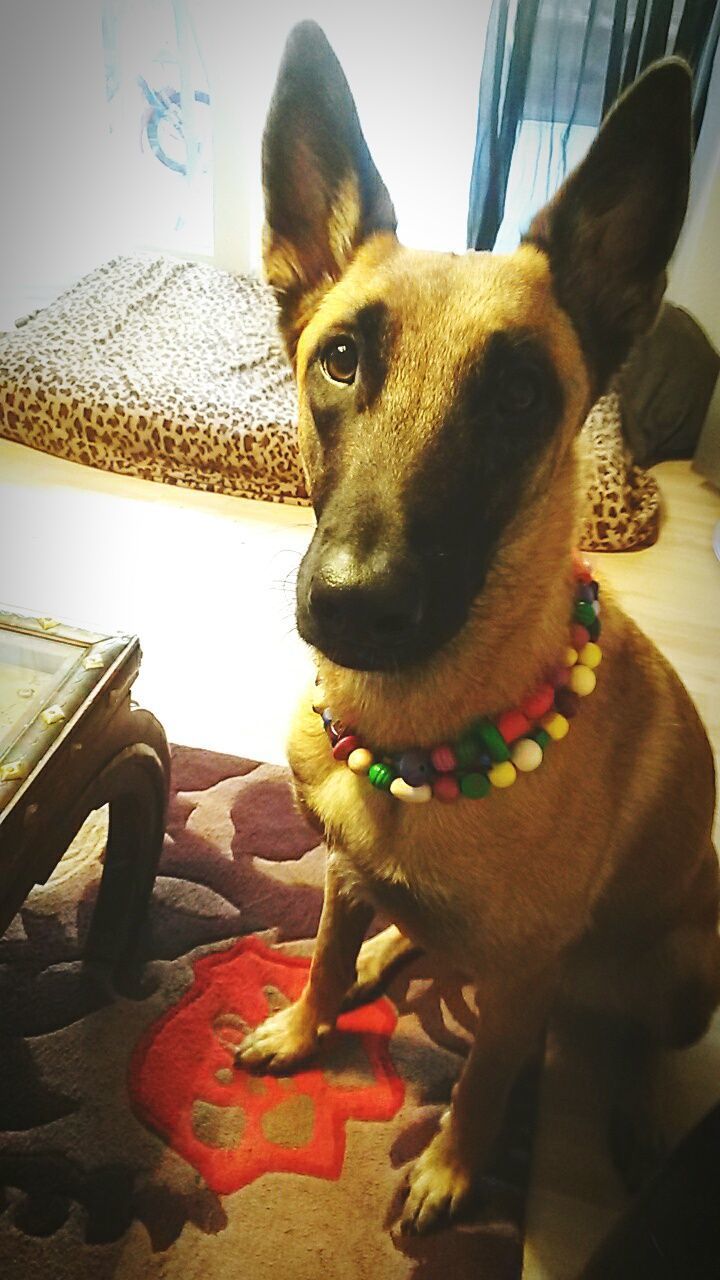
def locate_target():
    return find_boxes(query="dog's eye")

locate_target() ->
[321,336,358,385]
[496,367,541,415]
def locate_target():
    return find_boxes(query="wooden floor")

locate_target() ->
[0,442,718,1276]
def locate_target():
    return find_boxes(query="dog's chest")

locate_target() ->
[287,697,614,961]
[289,722,522,955]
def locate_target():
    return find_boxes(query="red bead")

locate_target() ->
[332,734,360,761]
[521,683,555,720]
[571,623,591,650]
[433,774,460,803]
[572,550,593,582]
[497,709,531,744]
[550,664,571,687]
[431,744,457,773]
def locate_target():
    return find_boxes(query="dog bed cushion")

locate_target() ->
[577,389,661,552]
[0,254,660,548]
[0,255,307,504]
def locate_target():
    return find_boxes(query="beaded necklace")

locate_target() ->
[314,552,601,804]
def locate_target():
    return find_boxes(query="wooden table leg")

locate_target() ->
[83,707,170,996]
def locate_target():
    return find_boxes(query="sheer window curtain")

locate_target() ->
[467,0,720,254]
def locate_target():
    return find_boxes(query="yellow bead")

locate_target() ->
[488,760,517,788]
[389,777,433,803]
[578,642,602,670]
[540,711,570,740]
[568,664,597,697]
[564,646,579,667]
[347,747,374,774]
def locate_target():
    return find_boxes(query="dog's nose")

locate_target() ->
[308,546,424,650]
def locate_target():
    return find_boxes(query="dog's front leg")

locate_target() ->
[401,959,558,1234]
[236,853,373,1073]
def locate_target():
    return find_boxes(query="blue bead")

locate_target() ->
[398,748,434,787]
[578,584,594,604]
[321,709,333,727]
[477,751,493,771]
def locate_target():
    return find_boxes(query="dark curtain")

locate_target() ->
[467,0,720,251]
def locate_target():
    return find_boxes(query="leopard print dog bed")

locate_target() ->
[578,390,661,551]
[0,255,306,504]
[0,254,660,548]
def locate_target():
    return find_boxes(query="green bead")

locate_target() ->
[472,718,511,763]
[530,728,550,751]
[455,734,480,768]
[574,600,596,628]
[368,762,395,791]
[460,771,490,799]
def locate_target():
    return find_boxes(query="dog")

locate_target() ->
[237,20,720,1235]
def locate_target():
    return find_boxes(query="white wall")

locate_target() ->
[0,0,715,337]
[0,0,119,326]
[668,37,720,349]
[200,0,493,273]
[0,0,492,329]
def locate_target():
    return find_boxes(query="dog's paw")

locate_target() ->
[235,1003,327,1074]
[400,1124,473,1235]
[342,953,387,1009]
[342,928,418,1010]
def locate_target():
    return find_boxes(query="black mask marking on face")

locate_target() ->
[298,328,564,671]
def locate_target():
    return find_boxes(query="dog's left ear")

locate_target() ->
[262,21,397,360]
[525,59,692,397]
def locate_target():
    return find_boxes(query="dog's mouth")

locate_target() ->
[297,625,431,673]
[305,636,414,673]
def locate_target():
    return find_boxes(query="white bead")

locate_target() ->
[347,748,373,774]
[389,777,433,804]
[511,738,543,772]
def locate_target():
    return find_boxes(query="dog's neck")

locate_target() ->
[314,458,579,750]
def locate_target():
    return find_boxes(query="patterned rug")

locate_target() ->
[0,746,540,1279]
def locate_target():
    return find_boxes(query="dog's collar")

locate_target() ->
[314,552,602,803]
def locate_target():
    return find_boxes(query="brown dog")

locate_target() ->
[237,21,720,1234]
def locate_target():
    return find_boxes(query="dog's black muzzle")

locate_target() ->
[295,492,483,671]
[297,536,426,670]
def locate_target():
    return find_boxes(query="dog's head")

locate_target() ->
[262,21,690,673]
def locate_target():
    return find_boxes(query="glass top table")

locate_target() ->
[0,605,170,993]
[1,626,84,753]
[0,607,132,797]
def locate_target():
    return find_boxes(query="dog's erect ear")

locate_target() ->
[525,59,691,397]
[262,21,397,359]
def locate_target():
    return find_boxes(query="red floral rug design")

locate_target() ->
[131,936,404,1194]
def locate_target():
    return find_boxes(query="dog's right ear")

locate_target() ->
[262,21,397,361]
